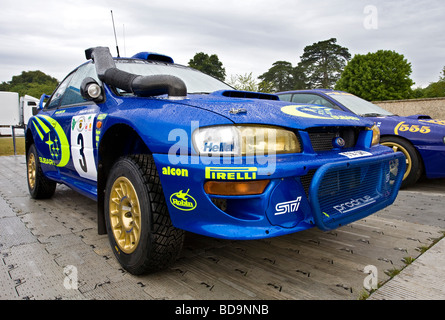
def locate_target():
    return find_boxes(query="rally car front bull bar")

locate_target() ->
[309,151,406,231]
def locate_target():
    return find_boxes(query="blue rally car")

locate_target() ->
[26,47,405,274]
[277,89,445,188]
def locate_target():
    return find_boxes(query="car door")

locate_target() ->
[39,63,101,199]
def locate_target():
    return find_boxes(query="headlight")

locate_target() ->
[370,124,380,146]
[192,125,301,156]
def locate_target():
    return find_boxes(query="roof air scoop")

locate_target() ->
[132,52,174,64]
[85,46,186,99]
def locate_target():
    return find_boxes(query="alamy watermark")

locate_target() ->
[363,265,378,290]
[363,5,378,30]
[63,265,78,290]
[167,121,278,175]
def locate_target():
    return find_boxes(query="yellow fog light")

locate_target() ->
[204,180,270,196]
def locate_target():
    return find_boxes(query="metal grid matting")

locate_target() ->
[0,195,16,218]
[0,216,37,249]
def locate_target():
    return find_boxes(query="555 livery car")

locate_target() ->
[277,89,445,188]
[26,47,405,274]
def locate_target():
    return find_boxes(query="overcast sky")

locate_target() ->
[1,0,444,89]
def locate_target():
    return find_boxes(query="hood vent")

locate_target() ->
[212,90,279,101]
[406,114,432,120]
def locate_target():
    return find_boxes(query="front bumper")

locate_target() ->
[153,146,405,239]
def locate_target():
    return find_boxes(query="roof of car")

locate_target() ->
[277,89,345,94]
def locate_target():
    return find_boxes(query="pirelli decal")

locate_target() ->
[205,167,258,180]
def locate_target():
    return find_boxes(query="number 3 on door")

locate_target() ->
[71,114,97,181]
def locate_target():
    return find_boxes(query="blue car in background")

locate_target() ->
[26,48,405,274]
[277,89,445,188]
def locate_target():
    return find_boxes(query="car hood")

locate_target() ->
[371,114,445,129]
[181,91,374,129]
[368,114,445,145]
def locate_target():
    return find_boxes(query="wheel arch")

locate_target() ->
[380,134,425,187]
[96,123,151,234]
[25,127,34,156]
[380,134,425,170]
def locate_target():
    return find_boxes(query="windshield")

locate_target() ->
[327,92,394,117]
[115,59,232,94]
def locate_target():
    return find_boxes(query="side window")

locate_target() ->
[60,63,99,107]
[277,93,292,102]
[45,73,75,109]
[291,93,340,110]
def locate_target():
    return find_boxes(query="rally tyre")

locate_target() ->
[380,136,423,189]
[26,144,57,199]
[104,154,185,274]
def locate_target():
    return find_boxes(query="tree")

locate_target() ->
[292,64,308,90]
[258,61,296,92]
[188,52,226,81]
[421,66,445,98]
[0,70,59,97]
[228,73,259,92]
[298,38,351,89]
[335,50,414,101]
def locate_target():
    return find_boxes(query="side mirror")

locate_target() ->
[39,94,50,110]
[80,77,104,102]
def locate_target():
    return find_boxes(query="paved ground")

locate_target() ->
[368,177,445,300]
[0,155,444,300]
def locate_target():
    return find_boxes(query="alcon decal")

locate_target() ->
[162,166,189,177]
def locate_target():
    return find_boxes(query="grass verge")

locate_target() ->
[359,230,445,299]
[0,136,25,155]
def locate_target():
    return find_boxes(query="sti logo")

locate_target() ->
[274,197,302,216]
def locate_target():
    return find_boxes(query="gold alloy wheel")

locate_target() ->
[109,177,142,254]
[381,141,411,181]
[27,152,36,190]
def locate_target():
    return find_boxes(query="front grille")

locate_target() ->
[307,127,358,152]
[299,169,316,197]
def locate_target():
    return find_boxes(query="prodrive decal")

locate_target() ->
[333,195,376,214]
